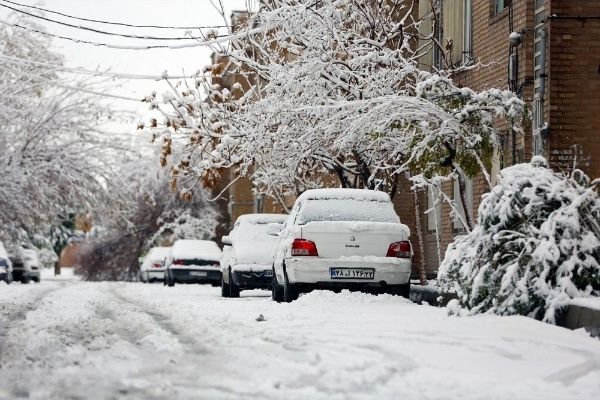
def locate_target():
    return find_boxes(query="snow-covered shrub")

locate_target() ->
[438,157,600,323]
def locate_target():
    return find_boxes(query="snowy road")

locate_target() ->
[0,282,599,400]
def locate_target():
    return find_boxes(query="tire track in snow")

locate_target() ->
[0,282,64,363]
[107,284,210,354]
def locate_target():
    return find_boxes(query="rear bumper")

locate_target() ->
[146,270,165,280]
[232,269,273,289]
[28,270,40,278]
[283,257,411,286]
[169,268,221,284]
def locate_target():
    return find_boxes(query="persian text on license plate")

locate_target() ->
[190,271,207,277]
[330,268,374,280]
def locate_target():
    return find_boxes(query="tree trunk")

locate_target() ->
[456,169,474,231]
[412,188,428,285]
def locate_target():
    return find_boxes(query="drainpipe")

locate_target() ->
[537,26,549,155]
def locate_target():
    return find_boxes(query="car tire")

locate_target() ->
[229,269,240,298]
[221,273,230,298]
[386,283,411,299]
[21,276,30,284]
[283,268,299,303]
[271,272,284,303]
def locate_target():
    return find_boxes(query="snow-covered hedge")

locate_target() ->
[438,157,600,323]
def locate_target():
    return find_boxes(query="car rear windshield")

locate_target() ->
[297,198,399,224]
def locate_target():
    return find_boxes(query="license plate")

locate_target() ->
[263,270,273,277]
[190,271,207,277]
[330,268,374,280]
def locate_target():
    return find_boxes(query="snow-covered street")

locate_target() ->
[1,282,599,400]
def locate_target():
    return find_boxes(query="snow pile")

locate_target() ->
[294,289,412,305]
[439,157,600,323]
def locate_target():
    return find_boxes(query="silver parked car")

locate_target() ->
[220,213,288,298]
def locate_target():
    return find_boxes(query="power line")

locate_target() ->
[0,19,262,50]
[0,2,228,41]
[0,53,202,80]
[0,64,143,102]
[0,0,232,30]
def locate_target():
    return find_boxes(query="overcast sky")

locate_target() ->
[0,0,253,132]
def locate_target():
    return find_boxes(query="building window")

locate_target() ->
[418,0,473,68]
[427,188,442,232]
[453,177,473,231]
[495,0,509,14]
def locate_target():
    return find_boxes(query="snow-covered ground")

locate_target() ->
[0,282,598,400]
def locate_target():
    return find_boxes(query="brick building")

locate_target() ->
[405,0,600,278]
[210,1,600,278]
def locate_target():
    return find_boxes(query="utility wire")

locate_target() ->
[0,64,143,102]
[0,19,262,50]
[0,52,202,80]
[0,0,232,30]
[0,2,228,41]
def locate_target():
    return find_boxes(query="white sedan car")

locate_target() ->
[270,188,412,302]
[140,246,171,283]
[164,240,222,286]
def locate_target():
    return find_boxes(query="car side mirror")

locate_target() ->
[222,235,232,246]
[266,223,284,236]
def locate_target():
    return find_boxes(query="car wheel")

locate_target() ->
[229,269,240,298]
[283,268,298,303]
[221,273,230,298]
[271,271,283,303]
[386,283,410,299]
[21,276,30,284]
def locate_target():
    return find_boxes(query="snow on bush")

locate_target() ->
[438,157,600,323]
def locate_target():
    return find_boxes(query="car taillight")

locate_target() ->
[152,263,162,269]
[173,259,184,265]
[386,241,411,258]
[291,239,319,257]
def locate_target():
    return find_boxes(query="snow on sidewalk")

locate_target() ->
[0,282,599,400]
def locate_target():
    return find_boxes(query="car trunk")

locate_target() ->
[299,221,409,259]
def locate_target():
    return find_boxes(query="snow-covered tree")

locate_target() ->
[438,157,600,323]
[0,17,128,248]
[76,149,219,281]
[144,0,524,233]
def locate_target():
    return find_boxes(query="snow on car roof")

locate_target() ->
[298,188,391,202]
[23,249,39,261]
[235,213,288,225]
[146,246,171,261]
[171,240,221,261]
